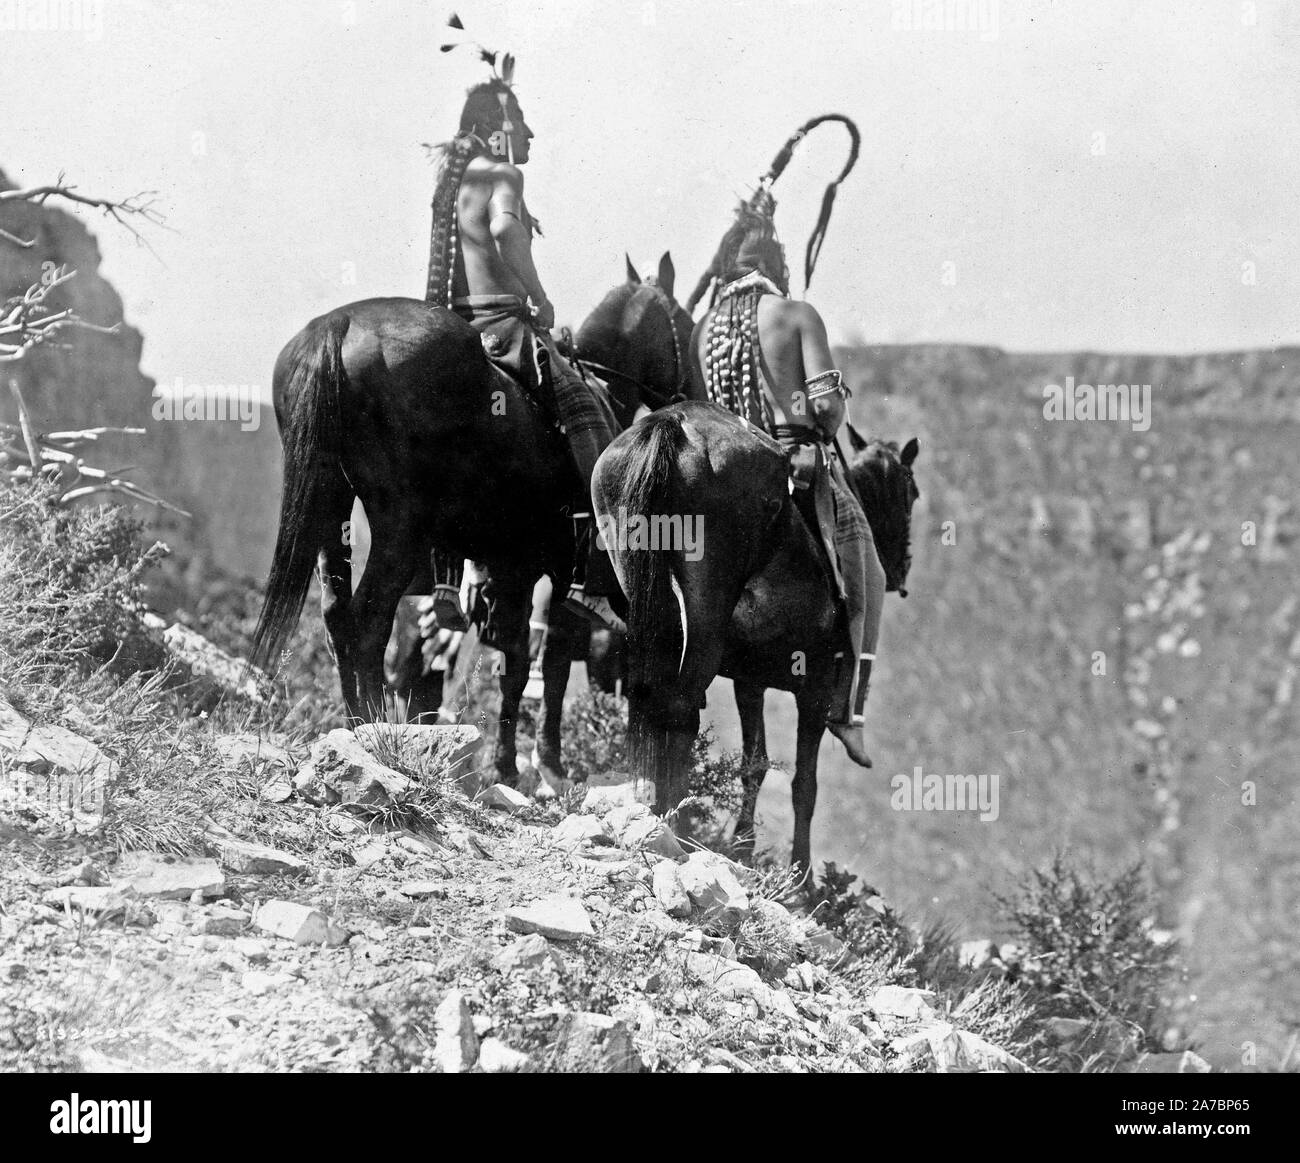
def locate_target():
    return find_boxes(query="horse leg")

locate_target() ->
[318,535,359,719]
[586,627,623,695]
[384,561,446,723]
[349,517,423,722]
[535,627,571,787]
[733,678,768,864]
[791,685,832,889]
[488,577,532,786]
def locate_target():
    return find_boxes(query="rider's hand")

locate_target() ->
[533,297,555,330]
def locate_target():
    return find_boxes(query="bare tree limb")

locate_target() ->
[7,379,42,470]
[0,225,36,249]
[0,266,123,361]
[0,174,166,250]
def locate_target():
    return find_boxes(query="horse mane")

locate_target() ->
[849,440,918,591]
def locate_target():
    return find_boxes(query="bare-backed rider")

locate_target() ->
[422,67,624,637]
[689,200,885,768]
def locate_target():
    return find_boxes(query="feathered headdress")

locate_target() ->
[439,12,515,88]
[687,114,862,313]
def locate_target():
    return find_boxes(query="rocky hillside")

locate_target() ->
[3,698,1210,1075]
[0,466,1221,1073]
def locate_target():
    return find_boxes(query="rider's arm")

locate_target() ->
[797,302,846,441]
[488,167,552,323]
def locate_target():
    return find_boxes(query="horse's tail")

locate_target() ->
[250,313,350,671]
[609,410,691,784]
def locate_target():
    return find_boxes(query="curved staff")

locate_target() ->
[685,113,861,314]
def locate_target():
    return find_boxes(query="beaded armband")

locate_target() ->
[806,369,850,400]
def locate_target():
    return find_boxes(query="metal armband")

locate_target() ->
[805,369,850,400]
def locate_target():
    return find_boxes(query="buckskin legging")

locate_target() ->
[780,430,885,724]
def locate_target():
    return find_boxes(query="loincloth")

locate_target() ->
[453,295,616,438]
[774,425,872,595]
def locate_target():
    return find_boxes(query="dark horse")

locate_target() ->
[251,255,691,784]
[592,401,919,878]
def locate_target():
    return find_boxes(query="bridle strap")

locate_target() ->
[576,359,679,412]
[570,283,690,411]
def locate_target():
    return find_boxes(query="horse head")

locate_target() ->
[845,431,921,598]
[573,252,694,419]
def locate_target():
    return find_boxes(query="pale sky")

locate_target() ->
[3,0,1298,401]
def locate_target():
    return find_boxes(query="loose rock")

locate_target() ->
[683,952,799,1020]
[478,1037,530,1073]
[621,816,687,859]
[216,837,309,878]
[651,861,692,918]
[478,783,530,814]
[433,989,478,1073]
[254,899,347,946]
[676,851,749,923]
[504,895,594,942]
[398,881,446,900]
[116,854,225,901]
[233,937,270,963]
[301,729,410,808]
[550,813,610,850]
[870,985,939,1024]
[552,1012,642,1073]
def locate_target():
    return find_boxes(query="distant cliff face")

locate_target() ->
[0,164,274,580]
[839,343,1300,425]
[0,166,162,453]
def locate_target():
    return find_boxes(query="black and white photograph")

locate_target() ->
[0,0,1295,1110]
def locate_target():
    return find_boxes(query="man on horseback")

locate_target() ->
[689,196,885,768]
[422,55,625,635]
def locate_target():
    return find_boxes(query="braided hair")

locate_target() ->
[700,204,788,432]
[426,81,535,307]
[425,133,476,306]
[703,289,774,432]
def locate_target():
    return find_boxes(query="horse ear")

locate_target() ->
[846,422,868,453]
[657,252,675,298]
[901,437,919,466]
[625,254,641,284]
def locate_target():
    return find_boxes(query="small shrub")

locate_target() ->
[556,690,628,783]
[994,854,1181,1051]
[810,861,922,970]
[0,477,165,680]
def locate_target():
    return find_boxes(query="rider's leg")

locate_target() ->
[545,350,626,633]
[564,466,626,632]
[827,478,885,769]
